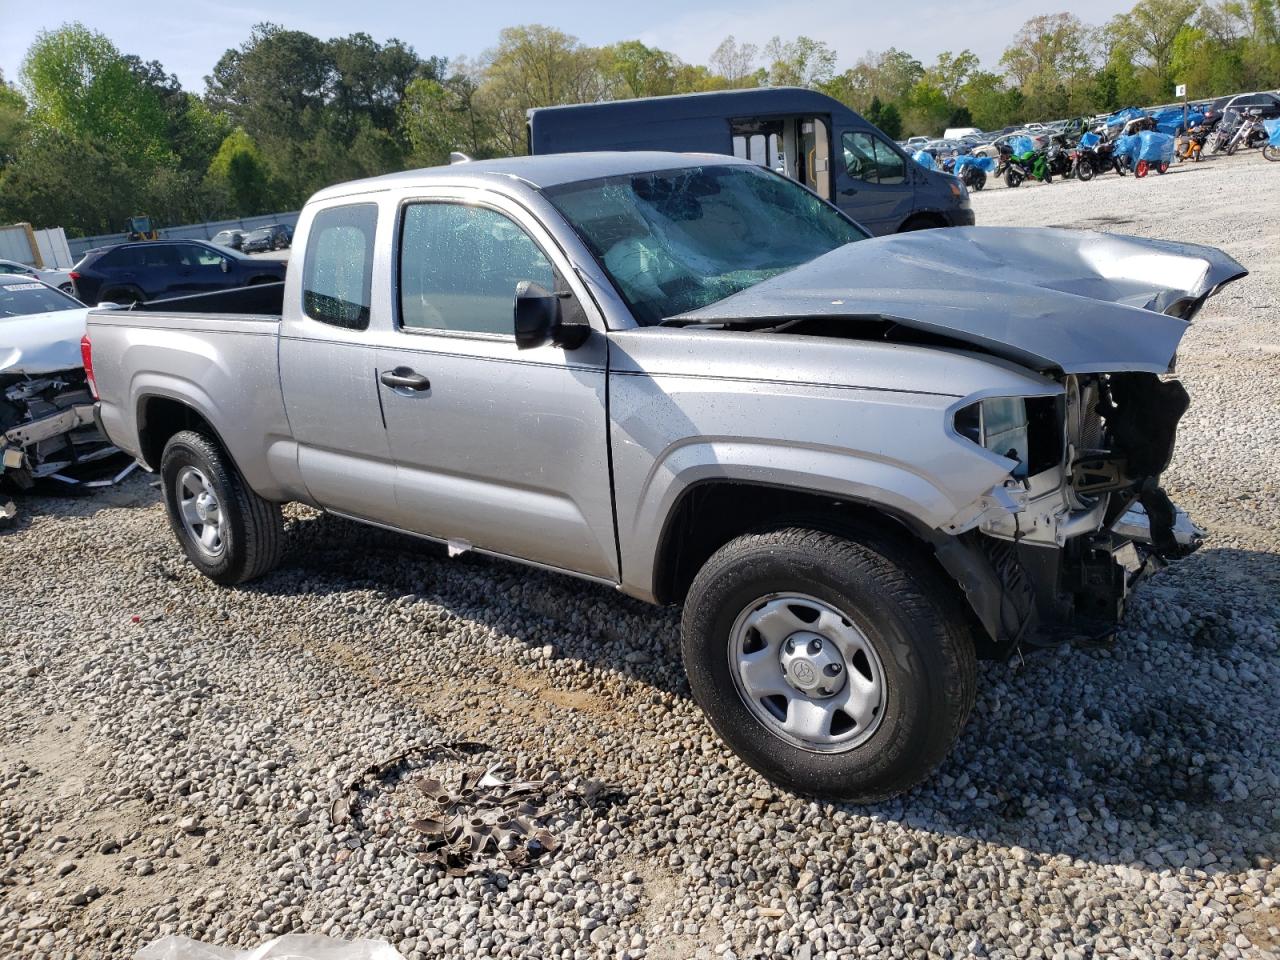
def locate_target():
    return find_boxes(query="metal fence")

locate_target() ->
[66,211,301,260]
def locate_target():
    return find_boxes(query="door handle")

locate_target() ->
[380,367,431,391]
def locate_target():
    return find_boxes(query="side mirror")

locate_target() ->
[514,281,589,350]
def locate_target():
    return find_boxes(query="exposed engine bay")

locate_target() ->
[948,369,1202,652]
[1,372,133,524]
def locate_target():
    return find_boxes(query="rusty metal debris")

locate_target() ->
[409,763,560,876]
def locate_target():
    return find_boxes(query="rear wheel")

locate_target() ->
[100,285,145,305]
[160,430,283,585]
[1076,158,1095,181]
[1135,160,1149,178]
[1157,161,1170,174]
[1264,145,1280,162]
[681,527,977,802]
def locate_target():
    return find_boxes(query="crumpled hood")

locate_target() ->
[671,227,1247,374]
[0,308,89,376]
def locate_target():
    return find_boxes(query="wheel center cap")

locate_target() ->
[779,631,847,699]
[195,493,216,523]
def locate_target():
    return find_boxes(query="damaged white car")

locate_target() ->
[1,279,128,522]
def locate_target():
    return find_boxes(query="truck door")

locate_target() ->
[832,129,915,235]
[375,191,618,581]
[277,201,399,522]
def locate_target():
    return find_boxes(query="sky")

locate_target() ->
[0,0,1133,93]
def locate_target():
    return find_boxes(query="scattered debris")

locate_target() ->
[408,763,560,875]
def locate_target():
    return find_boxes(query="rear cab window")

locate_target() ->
[302,204,378,330]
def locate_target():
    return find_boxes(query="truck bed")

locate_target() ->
[127,281,284,318]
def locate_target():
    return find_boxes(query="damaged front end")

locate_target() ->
[1,371,133,524]
[944,369,1203,652]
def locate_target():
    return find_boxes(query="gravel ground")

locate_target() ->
[2,150,1278,960]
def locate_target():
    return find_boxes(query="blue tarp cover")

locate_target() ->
[1104,107,1148,130]
[1079,131,1100,148]
[913,150,936,169]
[1114,131,1175,167]
[1266,118,1280,147]
[953,155,997,173]
[1149,105,1206,134]
[1007,135,1036,156]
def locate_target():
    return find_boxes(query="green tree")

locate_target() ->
[401,71,492,165]
[20,23,170,162]
[206,128,273,214]
[601,41,683,98]
[1000,13,1096,118]
[708,36,759,85]
[762,36,837,87]
[0,73,27,171]
[865,97,903,138]
[958,70,1023,130]
[475,25,611,155]
[1107,0,1200,96]
[903,81,951,136]
[926,50,980,100]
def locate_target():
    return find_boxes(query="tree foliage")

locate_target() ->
[3,7,1280,235]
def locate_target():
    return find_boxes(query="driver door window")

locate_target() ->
[842,132,906,185]
[399,202,554,335]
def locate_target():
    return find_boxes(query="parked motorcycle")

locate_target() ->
[999,145,1051,187]
[1177,126,1208,162]
[1208,108,1240,153]
[1226,109,1267,155]
[1074,139,1125,180]
[1046,141,1075,179]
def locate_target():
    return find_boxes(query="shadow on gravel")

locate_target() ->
[243,512,1280,873]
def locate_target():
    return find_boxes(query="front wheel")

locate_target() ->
[1227,138,1239,156]
[1076,158,1095,181]
[1005,169,1024,188]
[971,170,986,191]
[1135,160,1149,178]
[1157,161,1169,174]
[161,430,283,585]
[681,527,976,802]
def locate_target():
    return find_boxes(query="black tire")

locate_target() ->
[971,170,986,191]
[1264,145,1280,162]
[1076,158,1095,181]
[681,527,977,802]
[1226,138,1239,156]
[1005,169,1023,188]
[100,285,146,305]
[160,430,283,585]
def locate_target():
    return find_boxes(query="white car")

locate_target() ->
[0,258,76,295]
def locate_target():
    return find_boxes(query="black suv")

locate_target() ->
[241,224,293,253]
[71,240,286,304]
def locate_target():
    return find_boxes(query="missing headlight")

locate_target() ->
[954,396,1062,477]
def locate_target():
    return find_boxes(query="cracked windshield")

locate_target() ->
[546,164,867,325]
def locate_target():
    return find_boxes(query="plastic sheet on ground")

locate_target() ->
[1266,118,1280,147]
[952,155,996,174]
[135,934,405,960]
[912,149,935,169]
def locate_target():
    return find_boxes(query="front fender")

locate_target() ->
[616,437,1011,600]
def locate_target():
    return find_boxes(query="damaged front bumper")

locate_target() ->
[1,374,135,524]
[937,370,1206,654]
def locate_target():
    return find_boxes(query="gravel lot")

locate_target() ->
[2,150,1278,960]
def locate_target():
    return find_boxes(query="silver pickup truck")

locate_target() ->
[85,152,1245,801]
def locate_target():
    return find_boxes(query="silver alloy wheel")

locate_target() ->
[729,593,886,753]
[176,466,225,558]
